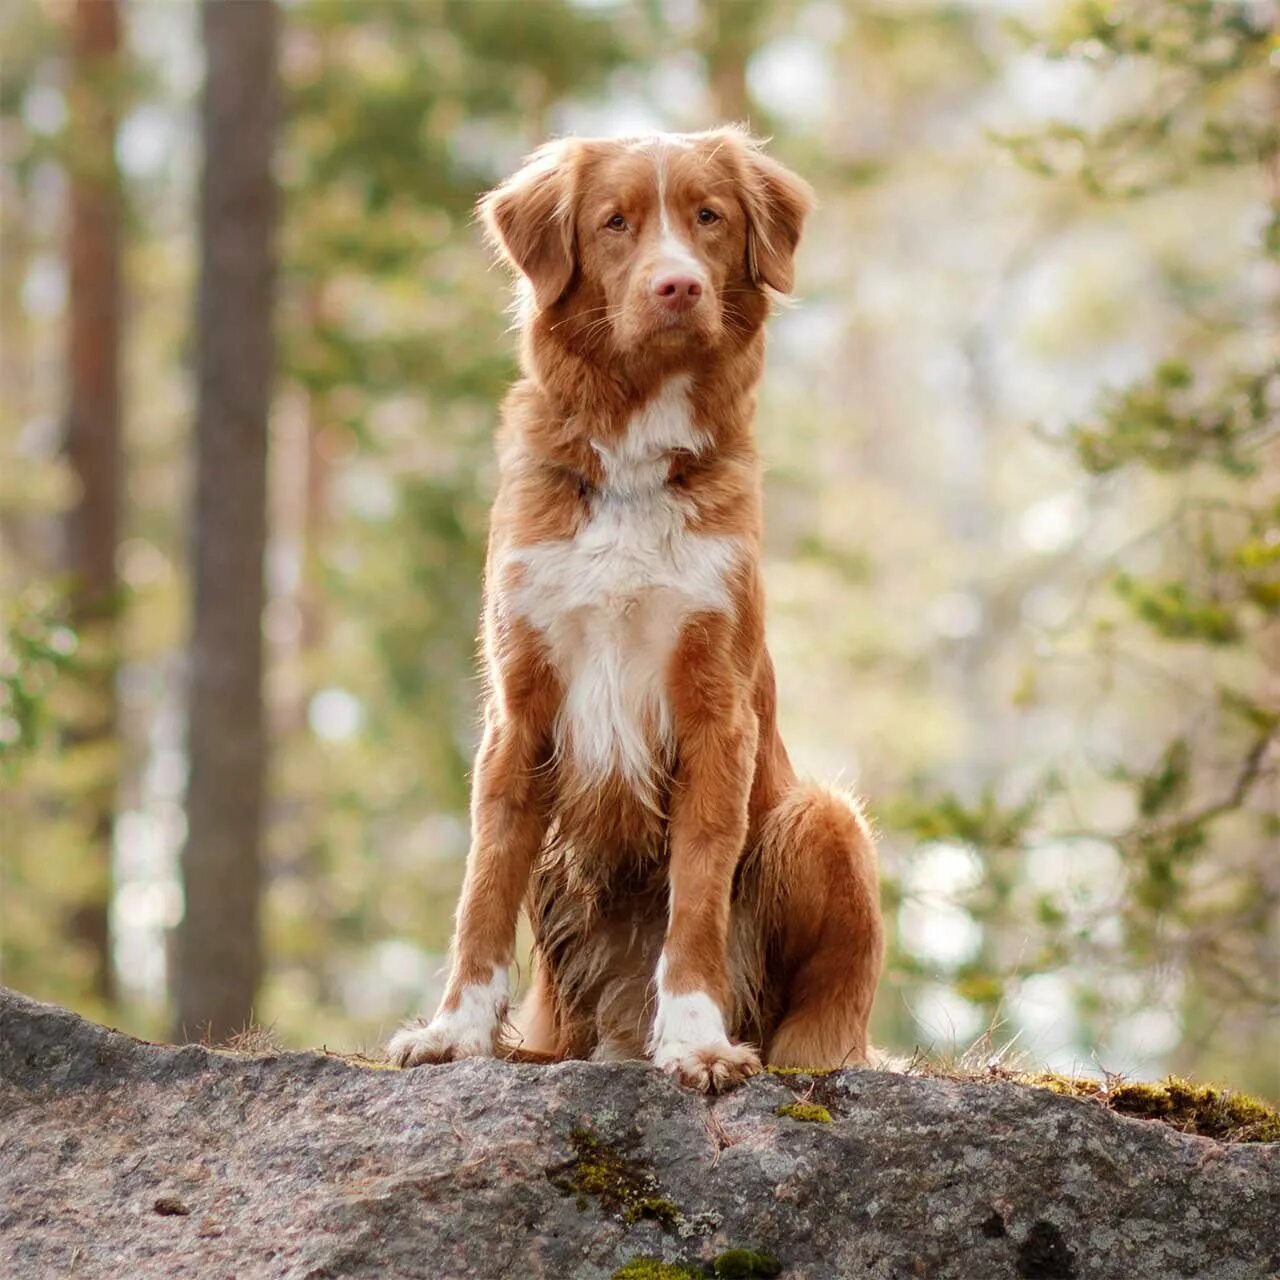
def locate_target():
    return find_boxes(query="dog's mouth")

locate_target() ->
[641,301,715,341]
[653,311,694,332]
[607,289,722,354]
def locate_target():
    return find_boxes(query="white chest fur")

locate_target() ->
[504,376,740,800]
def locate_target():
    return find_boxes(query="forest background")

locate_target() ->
[2,0,1277,1097]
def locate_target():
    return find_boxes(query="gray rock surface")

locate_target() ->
[0,986,1276,1279]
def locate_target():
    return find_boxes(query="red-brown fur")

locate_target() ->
[388,127,884,1090]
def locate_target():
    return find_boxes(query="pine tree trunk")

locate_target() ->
[173,0,278,1043]
[65,0,122,1007]
[703,0,763,123]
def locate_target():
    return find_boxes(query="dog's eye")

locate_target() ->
[605,213,627,231]
[696,208,719,225]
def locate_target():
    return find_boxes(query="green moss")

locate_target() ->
[712,1247,783,1277]
[1108,1078,1280,1142]
[765,1065,835,1077]
[1021,1073,1280,1143]
[552,1128,681,1227]
[776,1101,832,1124]
[631,1196,682,1226]
[611,1249,782,1279]
[612,1258,702,1280]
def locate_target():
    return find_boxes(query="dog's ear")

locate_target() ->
[479,140,578,311]
[741,144,815,295]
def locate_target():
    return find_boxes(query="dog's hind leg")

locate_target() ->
[752,783,884,1069]
[506,952,562,1059]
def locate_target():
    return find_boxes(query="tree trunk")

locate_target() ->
[173,0,278,1043]
[702,0,765,123]
[64,0,122,1007]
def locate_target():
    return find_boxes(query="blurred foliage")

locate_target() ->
[896,0,1278,1086]
[1069,361,1279,476]
[999,0,1277,195]
[0,589,77,777]
[0,585,113,1017]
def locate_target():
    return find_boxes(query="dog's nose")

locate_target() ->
[653,274,703,310]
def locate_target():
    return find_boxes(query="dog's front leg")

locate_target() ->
[649,622,761,1092]
[388,675,552,1067]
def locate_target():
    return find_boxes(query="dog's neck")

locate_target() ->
[513,317,766,487]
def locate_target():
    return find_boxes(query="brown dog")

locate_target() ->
[388,128,883,1091]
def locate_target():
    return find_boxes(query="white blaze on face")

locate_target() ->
[503,376,740,800]
[647,953,733,1068]
[652,143,707,287]
[388,965,509,1062]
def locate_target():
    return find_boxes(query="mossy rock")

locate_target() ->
[1020,1073,1280,1143]
[613,1259,703,1280]
[551,1127,681,1226]
[612,1249,782,1279]
[765,1065,835,1078]
[776,1101,832,1124]
[711,1247,783,1277]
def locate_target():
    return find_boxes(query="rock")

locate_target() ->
[0,986,1276,1279]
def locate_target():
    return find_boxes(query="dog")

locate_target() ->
[388,127,884,1091]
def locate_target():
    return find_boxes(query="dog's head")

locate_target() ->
[479,128,814,357]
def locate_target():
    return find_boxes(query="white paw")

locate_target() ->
[387,1016,497,1067]
[652,1038,762,1093]
[647,974,761,1093]
[387,968,508,1068]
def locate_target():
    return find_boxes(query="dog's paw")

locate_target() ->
[386,1016,498,1068]
[388,968,509,1068]
[653,1040,762,1093]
